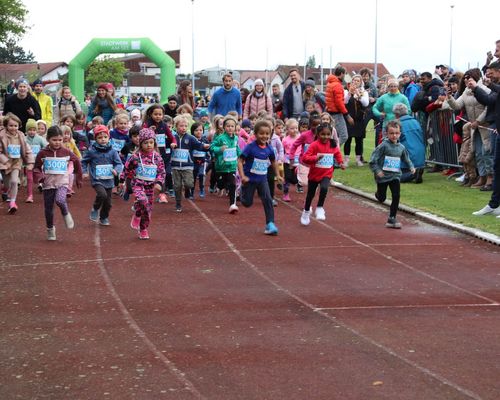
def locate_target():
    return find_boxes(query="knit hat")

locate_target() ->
[241,119,252,129]
[97,83,108,91]
[130,108,141,119]
[139,128,156,144]
[93,125,110,138]
[305,79,315,88]
[199,109,208,117]
[25,119,37,131]
[254,79,264,87]
[32,79,43,87]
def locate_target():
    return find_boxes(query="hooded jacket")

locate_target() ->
[369,138,414,183]
[210,132,241,173]
[81,142,123,189]
[325,75,348,114]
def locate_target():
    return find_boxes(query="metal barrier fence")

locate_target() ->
[425,109,461,168]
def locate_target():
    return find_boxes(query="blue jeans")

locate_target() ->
[474,130,493,176]
[488,128,500,208]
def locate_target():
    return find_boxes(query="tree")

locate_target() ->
[306,55,316,68]
[85,56,128,92]
[0,38,35,64]
[0,0,29,43]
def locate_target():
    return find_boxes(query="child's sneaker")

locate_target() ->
[264,222,279,235]
[89,208,98,222]
[175,204,182,213]
[47,227,56,241]
[25,195,33,203]
[209,186,215,194]
[157,193,168,203]
[229,204,239,214]
[7,201,17,214]
[99,218,110,226]
[199,189,205,198]
[385,217,402,229]
[272,199,278,207]
[139,229,149,240]
[300,210,311,226]
[315,207,326,221]
[168,189,175,197]
[282,193,291,202]
[296,186,304,194]
[64,212,75,229]
[130,214,141,230]
[37,184,43,193]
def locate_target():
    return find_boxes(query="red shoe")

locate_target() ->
[8,201,18,214]
[139,229,149,240]
[130,215,140,230]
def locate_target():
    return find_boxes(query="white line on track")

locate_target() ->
[190,200,484,400]
[315,303,500,311]
[93,225,206,399]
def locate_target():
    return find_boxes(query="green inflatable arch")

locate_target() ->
[69,38,175,104]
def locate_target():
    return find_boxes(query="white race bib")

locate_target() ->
[171,148,190,163]
[156,134,166,147]
[165,147,171,154]
[111,139,125,152]
[223,148,237,162]
[136,164,158,181]
[250,158,269,175]
[316,153,334,169]
[7,144,21,159]
[44,157,68,175]
[95,164,114,180]
[382,156,401,172]
[193,150,206,158]
[31,145,41,156]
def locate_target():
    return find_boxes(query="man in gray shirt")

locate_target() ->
[283,69,305,120]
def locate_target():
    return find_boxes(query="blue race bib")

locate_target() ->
[316,153,334,169]
[250,158,269,175]
[156,134,166,147]
[7,144,21,159]
[171,148,189,163]
[31,145,41,156]
[193,150,206,158]
[136,164,158,181]
[43,157,68,175]
[111,139,125,151]
[223,148,237,162]
[382,156,401,172]
[95,164,113,180]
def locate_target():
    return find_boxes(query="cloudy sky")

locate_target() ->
[20,0,499,77]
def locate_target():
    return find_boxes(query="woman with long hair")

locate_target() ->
[86,83,117,126]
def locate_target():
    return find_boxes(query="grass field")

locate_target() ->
[334,125,500,237]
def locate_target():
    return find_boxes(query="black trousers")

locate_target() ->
[241,180,274,224]
[216,172,236,205]
[93,185,113,219]
[304,177,330,211]
[376,179,400,218]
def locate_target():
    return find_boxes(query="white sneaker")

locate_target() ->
[64,212,75,229]
[315,207,326,221]
[472,205,500,216]
[455,174,465,182]
[229,204,239,214]
[47,227,56,241]
[300,210,311,226]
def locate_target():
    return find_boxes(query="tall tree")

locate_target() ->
[0,38,35,64]
[306,55,316,68]
[0,0,29,42]
[85,57,127,92]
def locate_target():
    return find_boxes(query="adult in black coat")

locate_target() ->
[411,72,444,114]
[282,69,305,120]
[3,79,41,132]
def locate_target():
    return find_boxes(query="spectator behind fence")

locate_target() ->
[393,103,425,183]
[372,78,410,136]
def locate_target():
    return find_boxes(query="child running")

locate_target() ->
[33,126,83,240]
[282,118,301,202]
[190,122,210,199]
[0,113,35,213]
[24,118,48,203]
[238,120,283,235]
[81,125,123,226]
[122,128,165,239]
[210,115,241,213]
[300,123,344,226]
[369,120,414,229]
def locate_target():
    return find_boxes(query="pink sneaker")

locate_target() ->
[25,195,34,203]
[157,193,168,203]
[139,229,149,240]
[8,201,18,214]
[130,215,141,230]
[282,193,291,202]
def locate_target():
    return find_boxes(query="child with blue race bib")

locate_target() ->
[238,120,283,235]
[81,125,123,226]
[34,126,83,240]
[190,122,210,199]
[300,123,344,226]
[24,118,47,203]
[0,113,35,214]
[122,128,165,240]
[210,115,241,214]
[109,113,130,194]
[171,115,210,212]
[369,120,415,229]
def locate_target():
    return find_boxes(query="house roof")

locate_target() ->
[0,62,68,83]
[239,70,279,86]
[337,62,390,77]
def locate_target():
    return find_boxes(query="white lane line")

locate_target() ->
[190,201,484,400]
[281,201,499,305]
[315,303,500,311]
[93,226,206,400]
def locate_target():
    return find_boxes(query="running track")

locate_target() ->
[1,183,499,400]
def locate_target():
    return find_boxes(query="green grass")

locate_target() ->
[334,124,500,237]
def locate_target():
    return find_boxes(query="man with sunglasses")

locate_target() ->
[282,69,305,120]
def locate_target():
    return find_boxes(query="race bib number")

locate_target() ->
[171,148,189,163]
[250,158,269,175]
[44,157,68,175]
[7,144,21,159]
[111,139,125,152]
[156,134,166,147]
[136,164,158,181]
[165,147,171,154]
[31,145,41,156]
[303,143,310,153]
[193,150,206,158]
[294,155,300,164]
[223,148,237,162]
[95,164,113,180]
[382,156,401,172]
[316,153,334,169]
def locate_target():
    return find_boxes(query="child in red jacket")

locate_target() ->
[300,123,344,225]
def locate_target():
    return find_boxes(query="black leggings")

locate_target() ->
[216,172,236,205]
[376,179,400,217]
[344,136,364,156]
[304,177,330,211]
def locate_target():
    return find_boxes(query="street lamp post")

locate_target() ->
[191,0,195,94]
[449,5,454,68]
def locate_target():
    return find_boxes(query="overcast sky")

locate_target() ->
[20,0,499,77]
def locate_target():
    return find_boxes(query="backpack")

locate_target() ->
[58,98,77,114]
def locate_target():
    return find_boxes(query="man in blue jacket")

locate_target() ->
[208,73,242,119]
